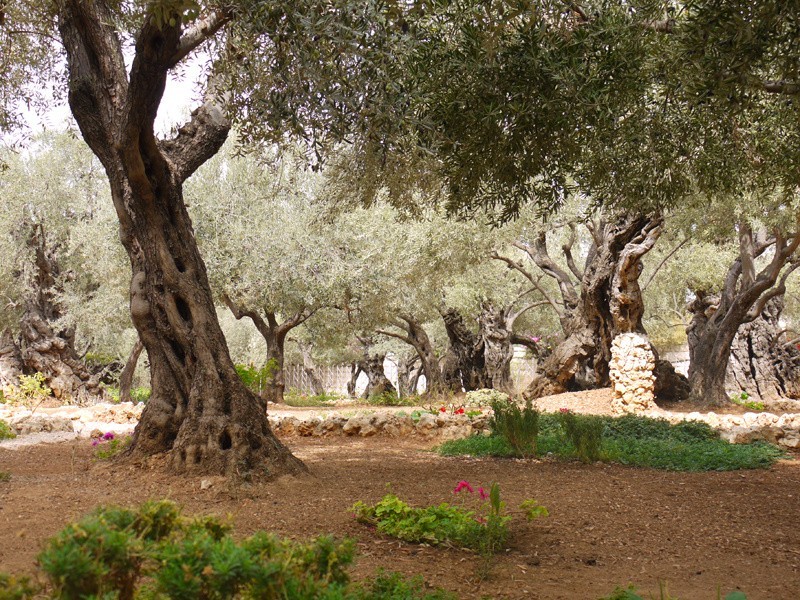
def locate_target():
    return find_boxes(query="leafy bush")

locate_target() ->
[105,386,151,404]
[439,413,783,471]
[2,373,52,408]
[284,389,341,407]
[235,361,277,394]
[352,482,546,557]
[490,398,539,457]
[464,389,509,408]
[0,573,37,600]
[0,419,16,440]
[25,500,450,599]
[557,410,604,463]
[368,391,414,407]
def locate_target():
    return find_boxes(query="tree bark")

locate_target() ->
[57,2,304,476]
[17,223,104,403]
[478,302,514,393]
[441,307,488,391]
[298,341,325,396]
[378,315,446,395]
[525,213,667,399]
[686,221,800,407]
[396,354,421,397]
[119,338,145,404]
[0,329,23,390]
[359,353,396,398]
[726,297,800,403]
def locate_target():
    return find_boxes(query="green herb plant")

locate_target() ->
[490,398,539,458]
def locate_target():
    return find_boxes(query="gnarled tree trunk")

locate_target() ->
[58,2,303,476]
[525,213,666,399]
[478,302,514,393]
[18,224,104,403]
[298,341,325,396]
[726,297,800,402]
[441,307,488,391]
[0,329,23,390]
[686,221,800,407]
[378,315,445,395]
[359,353,396,398]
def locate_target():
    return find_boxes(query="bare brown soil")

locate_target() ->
[1,423,799,600]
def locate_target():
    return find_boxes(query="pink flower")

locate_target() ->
[478,487,489,500]
[91,439,99,447]
[103,432,115,440]
[559,407,571,414]
[454,480,474,494]
[532,336,541,343]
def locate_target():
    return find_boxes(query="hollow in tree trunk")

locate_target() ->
[57,2,304,476]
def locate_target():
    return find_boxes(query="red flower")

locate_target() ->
[439,406,447,413]
[455,407,465,414]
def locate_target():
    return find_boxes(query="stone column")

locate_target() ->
[609,333,656,414]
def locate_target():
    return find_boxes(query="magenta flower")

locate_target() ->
[454,480,474,494]
[91,439,99,447]
[103,432,115,440]
[532,336,541,343]
[478,487,489,500]
[559,407,571,414]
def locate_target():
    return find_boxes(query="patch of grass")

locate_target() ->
[283,390,341,407]
[0,419,16,440]
[367,392,415,407]
[0,471,10,483]
[729,391,765,411]
[438,414,784,472]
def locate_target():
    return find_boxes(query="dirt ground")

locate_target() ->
[1,427,799,600]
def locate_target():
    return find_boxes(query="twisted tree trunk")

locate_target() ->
[298,341,325,396]
[686,222,800,407]
[0,329,23,391]
[17,224,104,403]
[525,213,666,399]
[441,307,488,391]
[478,302,514,393]
[58,2,303,475]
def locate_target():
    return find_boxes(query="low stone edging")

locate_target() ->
[2,401,800,450]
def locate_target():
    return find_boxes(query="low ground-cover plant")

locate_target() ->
[103,386,152,404]
[0,419,16,440]
[367,391,415,407]
[438,414,783,471]
[92,431,132,459]
[601,583,746,599]
[729,391,765,411]
[284,389,342,407]
[352,481,547,558]
[5,500,451,600]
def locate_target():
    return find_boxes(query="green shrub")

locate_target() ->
[0,573,37,600]
[0,419,16,440]
[557,411,604,463]
[93,433,132,460]
[439,413,782,471]
[130,387,151,404]
[3,373,52,408]
[465,388,509,408]
[28,500,451,599]
[368,391,414,406]
[235,360,277,394]
[284,389,341,407]
[490,398,539,457]
[352,482,546,558]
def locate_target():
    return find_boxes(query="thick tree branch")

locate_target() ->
[491,250,563,316]
[222,293,271,341]
[561,223,583,280]
[167,10,232,69]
